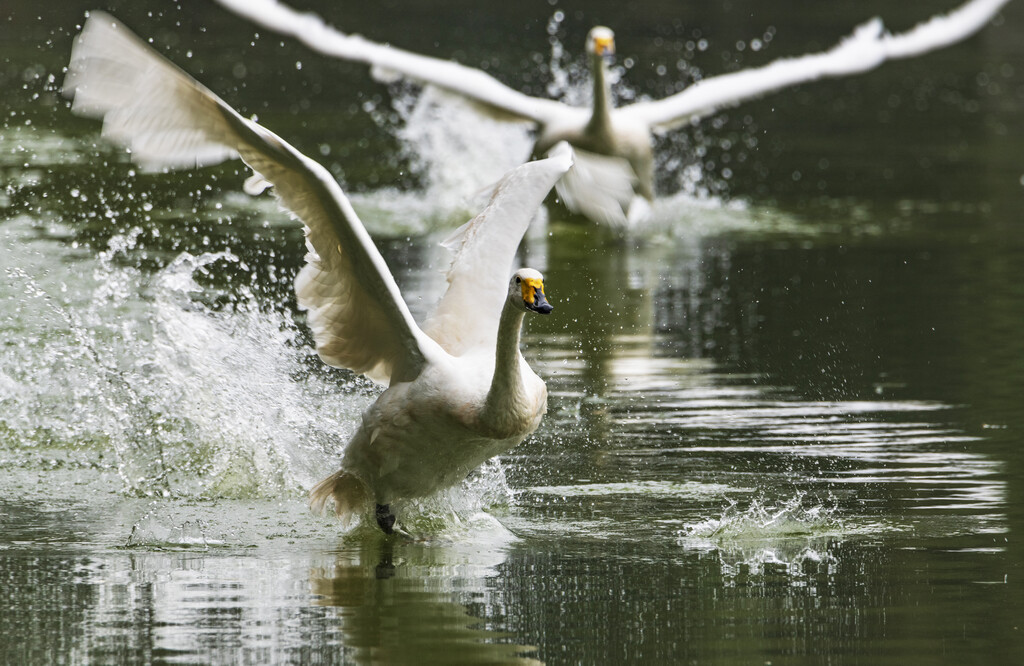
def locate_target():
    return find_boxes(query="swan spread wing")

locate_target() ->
[64,12,433,385]
[618,0,1010,131]
[422,143,572,356]
[214,0,572,126]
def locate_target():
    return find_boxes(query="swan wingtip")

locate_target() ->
[546,141,575,171]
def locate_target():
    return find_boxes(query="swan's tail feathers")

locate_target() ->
[309,470,370,520]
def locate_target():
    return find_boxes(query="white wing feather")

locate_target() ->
[214,0,572,126]
[422,143,573,356]
[64,12,435,385]
[618,0,1010,130]
[554,148,639,228]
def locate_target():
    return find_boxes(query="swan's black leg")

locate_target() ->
[375,503,396,534]
[375,539,396,579]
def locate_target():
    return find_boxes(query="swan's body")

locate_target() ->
[64,13,571,532]
[215,0,1009,227]
[529,27,655,226]
[334,318,547,505]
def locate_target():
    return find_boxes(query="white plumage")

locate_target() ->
[64,12,571,532]
[214,0,1009,228]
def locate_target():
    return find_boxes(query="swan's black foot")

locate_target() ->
[375,504,396,534]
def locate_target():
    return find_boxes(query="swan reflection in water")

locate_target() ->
[310,518,541,665]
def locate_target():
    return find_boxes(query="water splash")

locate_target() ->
[393,85,534,208]
[144,249,356,498]
[2,220,172,495]
[389,459,515,538]
[124,516,222,550]
[679,493,846,543]
[677,494,853,583]
[2,218,355,497]
[544,10,571,100]
[541,12,595,108]
[1,215,522,535]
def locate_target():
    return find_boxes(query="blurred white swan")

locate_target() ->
[64,12,572,533]
[214,0,1009,227]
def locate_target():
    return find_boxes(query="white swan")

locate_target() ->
[214,0,1009,227]
[63,12,572,533]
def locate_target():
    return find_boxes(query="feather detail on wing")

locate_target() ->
[618,0,1010,130]
[64,12,433,386]
[421,143,573,356]
[214,0,572,126]
[554,148,638,228]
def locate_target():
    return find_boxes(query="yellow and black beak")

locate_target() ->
[593,35,615,60]
[521,278,553,315]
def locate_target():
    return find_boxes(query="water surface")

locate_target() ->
[2,0,1023,663]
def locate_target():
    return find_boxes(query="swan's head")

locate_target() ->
[586,27,616,62]
[510,268,553,315]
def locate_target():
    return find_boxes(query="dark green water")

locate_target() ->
[2,0,1023,663]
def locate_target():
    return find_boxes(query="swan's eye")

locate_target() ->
[515,276,521,284]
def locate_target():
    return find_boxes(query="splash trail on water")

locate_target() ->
[0,217,512,533]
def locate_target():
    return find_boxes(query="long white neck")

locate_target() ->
[586,53,613,139]
[482,299,527,420]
